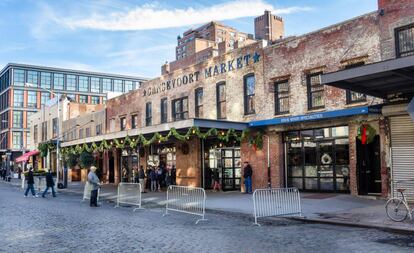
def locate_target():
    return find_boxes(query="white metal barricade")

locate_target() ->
[253,187,302,226]
[82,181,100,202]
[163,185,207,224]
[34,177,46,193]
[115,183,142,211]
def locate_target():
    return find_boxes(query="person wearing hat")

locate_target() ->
[88,166,100,207]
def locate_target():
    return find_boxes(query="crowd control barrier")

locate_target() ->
[163,185,207,224]
[82,181,100,202]
[253,187,302,226]
[34,177,46,193]
[115,183,142,211]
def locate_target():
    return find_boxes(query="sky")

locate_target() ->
[0,0,378,78]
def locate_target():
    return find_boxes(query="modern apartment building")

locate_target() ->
[0,63,147,160]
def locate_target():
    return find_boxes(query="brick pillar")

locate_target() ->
[113,148,120,184]
[348,122,358,196]
[240,130,284,192]
[379,118,390,198]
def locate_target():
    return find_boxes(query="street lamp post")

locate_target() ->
[26,83,61,186]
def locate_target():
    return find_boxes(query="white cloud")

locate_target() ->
[61,0,312,31]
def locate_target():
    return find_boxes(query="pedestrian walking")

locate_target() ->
[156,166,163,191]
[138,165,146,193]
[213,168,221,192]
[24,166,37,197]
[243,161,253,194]
[88,166,100,207]
[42,169,56,198]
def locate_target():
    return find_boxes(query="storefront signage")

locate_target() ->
[249,105,382,127]
[143,52,261,97]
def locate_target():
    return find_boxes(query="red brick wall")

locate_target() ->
[240,131,283,191]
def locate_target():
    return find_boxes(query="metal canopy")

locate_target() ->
[61,118,248,147]
[321,55,414,99]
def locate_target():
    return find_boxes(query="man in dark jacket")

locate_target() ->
[24,167,37,197]
[243,162,253,194]
[42,169,56,198]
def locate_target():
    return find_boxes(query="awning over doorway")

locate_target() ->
[15,150,40,163]
[249,105,381,127]
[320,55,414,99]
[61,118,248,147]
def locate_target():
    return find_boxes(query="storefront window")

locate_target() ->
[286,126,349,192]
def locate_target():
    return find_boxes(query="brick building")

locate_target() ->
[321,0,414,199]
[254,10,284,42]
[58,0,413,197]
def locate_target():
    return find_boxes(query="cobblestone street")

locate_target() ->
[0,183,413,253]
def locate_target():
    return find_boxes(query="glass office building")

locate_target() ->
[0,63,147,160]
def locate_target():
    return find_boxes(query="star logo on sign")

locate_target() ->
[253,52,261,63]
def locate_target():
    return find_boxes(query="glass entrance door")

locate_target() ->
[286,126,350,193]
[221,148,241,191]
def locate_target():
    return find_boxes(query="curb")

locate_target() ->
[291,216,414,235]
[20,184,414,234]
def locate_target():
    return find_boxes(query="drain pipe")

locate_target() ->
[263,135,271,188]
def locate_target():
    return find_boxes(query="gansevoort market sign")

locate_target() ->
[142,52,261,97]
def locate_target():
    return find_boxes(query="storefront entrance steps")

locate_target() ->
[51,182,414,233]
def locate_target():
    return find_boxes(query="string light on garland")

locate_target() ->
[48,127,265,156]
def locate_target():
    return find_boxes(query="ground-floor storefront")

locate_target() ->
[60,108,391,197]
[247,105,389,197]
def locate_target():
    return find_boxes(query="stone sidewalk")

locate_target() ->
[5,179,414,233]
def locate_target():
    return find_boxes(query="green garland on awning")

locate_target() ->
[38,142,56,157]
[58,126,263,156]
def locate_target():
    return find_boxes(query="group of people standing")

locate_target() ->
[121,163,177,192]
[145,163,176,192]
